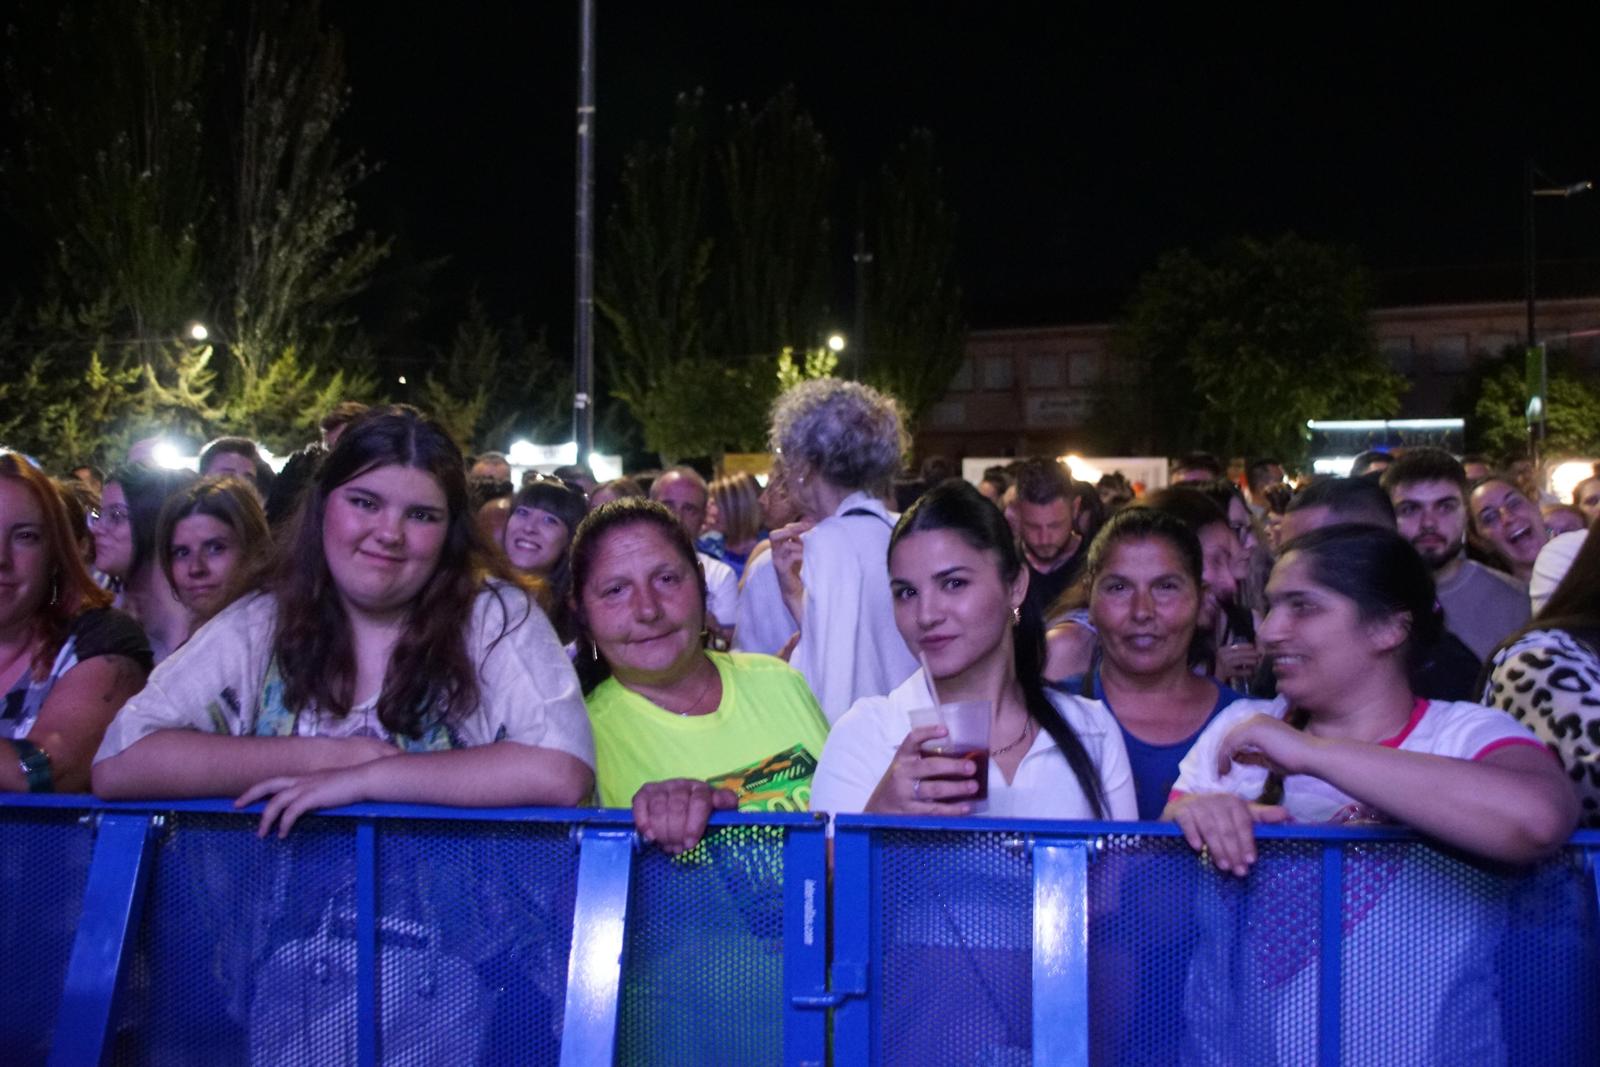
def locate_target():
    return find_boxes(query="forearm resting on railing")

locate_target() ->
[91,731,400,799]
[1304,740,1578,864]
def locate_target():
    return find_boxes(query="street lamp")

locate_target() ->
[1523,161,1593,463]
[826,332,847,354]
[187,321,209,342]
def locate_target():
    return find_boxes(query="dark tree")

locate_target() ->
[1116,234,1402,462]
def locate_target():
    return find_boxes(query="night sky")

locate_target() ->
[13,3,1600,351]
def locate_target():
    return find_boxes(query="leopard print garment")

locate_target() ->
[1483,629,1600,827]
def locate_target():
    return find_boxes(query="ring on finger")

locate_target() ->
[1198,844,1212,867]
[912,777,922,801]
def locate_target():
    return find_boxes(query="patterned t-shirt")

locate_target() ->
[1,608,151,740]
[94,588,595,768]
[1483,628,1600,827]
[585,651,829,810]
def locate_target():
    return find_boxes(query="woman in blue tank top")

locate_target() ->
[1056,508,1241,819]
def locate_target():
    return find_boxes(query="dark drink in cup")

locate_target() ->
[924,745,989,800]
[910,699,992,803]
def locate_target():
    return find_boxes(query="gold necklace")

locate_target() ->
[655,660,717,716]
[990,715,1034,758]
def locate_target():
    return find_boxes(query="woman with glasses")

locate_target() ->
[94,463,199,664]
[0,454,150,792]
[1468,476,1548,583]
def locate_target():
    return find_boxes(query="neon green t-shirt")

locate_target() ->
[586,651,829,811]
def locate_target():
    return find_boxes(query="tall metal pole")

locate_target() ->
[573,0,596,459]
[1524,159,1539,464]
[852,226,871,380]
[1524,159,1537,349]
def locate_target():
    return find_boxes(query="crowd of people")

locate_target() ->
[2,384,1596,873]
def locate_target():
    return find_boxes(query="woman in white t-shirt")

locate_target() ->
[92,405,595,834]
[1168,524,1579,1066]
[1167,522,1574,869]
[811,480,1135,820]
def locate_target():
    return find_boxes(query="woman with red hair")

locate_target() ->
[0,453,150,792]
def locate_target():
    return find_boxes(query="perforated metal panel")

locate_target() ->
[1086,834,1214,1067]
[375,820,577,1067]
[0,809,94,1067]
[1129,837,1323,1067]
[876,828,1034,1066]
[110,813,357,1066]
[1341,842,1600,1067]
[618,824,789,1066]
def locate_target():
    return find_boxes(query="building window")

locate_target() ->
[928,400,966,428]
[1431,335,1469,374]
[982,355,1015,390]
[1476,333,1518,358]
[1379,336,1414,375]
[1069,351,1103,386]
[1027,353,1064,388]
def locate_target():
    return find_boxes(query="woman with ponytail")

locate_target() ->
[1165,523,1575,875]
[811,481,1134,819]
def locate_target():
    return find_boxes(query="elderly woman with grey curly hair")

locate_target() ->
[767,378,919,722]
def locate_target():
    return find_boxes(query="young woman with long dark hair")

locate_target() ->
[92,406,594,833]
[501,475,588,644]
[1167,523,1575,872]
[810,481,1134,819]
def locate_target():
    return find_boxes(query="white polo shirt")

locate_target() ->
[810,669,1137,820]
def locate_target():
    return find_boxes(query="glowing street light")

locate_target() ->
[187,321,209,342]
[826,333,847,353]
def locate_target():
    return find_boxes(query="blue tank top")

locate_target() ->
[1059,666,1241,820]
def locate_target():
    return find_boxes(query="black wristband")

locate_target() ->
[9,738,54,793]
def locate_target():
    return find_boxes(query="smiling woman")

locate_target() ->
[90,406,595,834]
[1165,523,1576,875]
[809,481,1134,820]
[0,454,151,793]
[500,476,587,643]
[571,498,829,856]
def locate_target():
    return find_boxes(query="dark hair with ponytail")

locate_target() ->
[891,480,1109,818]
[1257,522,1441,804]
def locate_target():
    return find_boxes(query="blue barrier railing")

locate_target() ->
[4,795,1598,1067]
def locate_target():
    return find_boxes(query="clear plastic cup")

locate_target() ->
[907,700,991,800]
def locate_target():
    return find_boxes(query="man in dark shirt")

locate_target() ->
[1263,477,1482,700]
[1014,458,1087,620]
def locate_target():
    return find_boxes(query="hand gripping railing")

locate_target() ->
[2,795,1597,1066]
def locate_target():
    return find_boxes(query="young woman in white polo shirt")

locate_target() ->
[810,480,1135,820]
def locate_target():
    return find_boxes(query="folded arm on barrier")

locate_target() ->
[236,742,594,837]
[1206,712,1581,867]
[91,731,402,799]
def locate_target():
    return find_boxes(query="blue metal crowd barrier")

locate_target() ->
[3,795,1598,1067]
